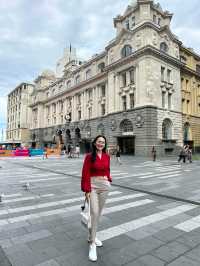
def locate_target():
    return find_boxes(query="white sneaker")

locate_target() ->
[89,243,97,262]
[88,237,103,247]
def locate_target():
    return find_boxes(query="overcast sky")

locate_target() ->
[0,0,200,128]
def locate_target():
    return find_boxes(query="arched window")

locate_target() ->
[97,124,105,135]
[120,119,133,132]
[121,45,132,58]
[162,119,172,140]
[75,75,80,84]
[66,80,71,88]
[160,42,168,53]
[86,69,91,80]
[98,62,105,73]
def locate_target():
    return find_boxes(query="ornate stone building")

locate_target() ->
[29,0,200,156]
[180,46,200,152]
[6,83,34,146]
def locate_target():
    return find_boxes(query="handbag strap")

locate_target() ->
[81,197,90,213]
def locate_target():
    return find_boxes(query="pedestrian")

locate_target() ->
[151,146,156,162]
[81,135,112,262]
[187,146,192,163]
[116,145,122,164]
[68,144,72,158]
[43,146,48,159]
[75,144,80,158]
[178,146,186,163]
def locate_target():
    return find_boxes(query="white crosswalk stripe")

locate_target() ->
[97,204,196,241]
[0,192,152,225]
[174,215,200,232]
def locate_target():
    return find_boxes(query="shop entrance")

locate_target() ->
[117,136,135,155]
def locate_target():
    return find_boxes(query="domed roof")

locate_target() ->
[41,69,55,77]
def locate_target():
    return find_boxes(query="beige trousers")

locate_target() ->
[89,177,111,242]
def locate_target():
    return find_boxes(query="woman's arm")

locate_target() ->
[81,154,91,192]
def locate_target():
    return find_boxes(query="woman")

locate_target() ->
[81,135,112,262]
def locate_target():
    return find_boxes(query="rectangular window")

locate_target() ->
[78,110,81,120]
[78,94,81,104]
[61,115,63,124]
[101,104,105,116]
[168,93,172,109]
[60,101,63,112]
[101,85,106,97]
[122,96,127,111]
[130,93,134,109]
[187,100,190,113]
[161,67,165,81]
[167,69,171,83]
[153,15,156,23]
[129,69,134,84]
[53,104,56,113]
[186,80,189,90]
[158,18,161,26]
[121,72,127,87]
[53,117,56,124]
[125,20,130,30]
[88,107,92,119]
[131,16,135,28]
[88,89,92,100]
[162,91,166,108]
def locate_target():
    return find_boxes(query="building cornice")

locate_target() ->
[180,45,200,61]
[105,45,183,72]
[31,72,107,106]
[181,65,200,80]
[8,82,34,96]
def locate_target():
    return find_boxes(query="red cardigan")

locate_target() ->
[81,152,112,192]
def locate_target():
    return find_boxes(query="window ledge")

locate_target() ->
[162,139,177,143]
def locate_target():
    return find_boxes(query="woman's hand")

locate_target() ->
[85,192,90,202]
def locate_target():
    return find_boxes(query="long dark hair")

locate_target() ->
[91,135,107,163]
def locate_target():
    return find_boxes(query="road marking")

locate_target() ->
[174,215,200,232]
[138,171,181,179]
[97,204,196,241]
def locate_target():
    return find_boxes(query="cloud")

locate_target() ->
[0,0,199,128]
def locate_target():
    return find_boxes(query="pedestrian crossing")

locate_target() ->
[1,185,200,242]
[1,157,200,251]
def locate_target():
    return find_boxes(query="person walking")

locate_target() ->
[178,146,186,163]
[81,135,112,262]
[116,145,122,164]
[68,144,72,158]
[187,146,192,163]
[43,146,48,159]
[75,144,80,158]
[151,146,156,162]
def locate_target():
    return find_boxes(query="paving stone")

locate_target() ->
[34,259,60,266]
[0,246,12,266]
[11,229,52,244]
[153,227,184,242]
[185,245,200,262]
[167,256,200,266]
[125,254,165,266]
[151,241,191,262]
